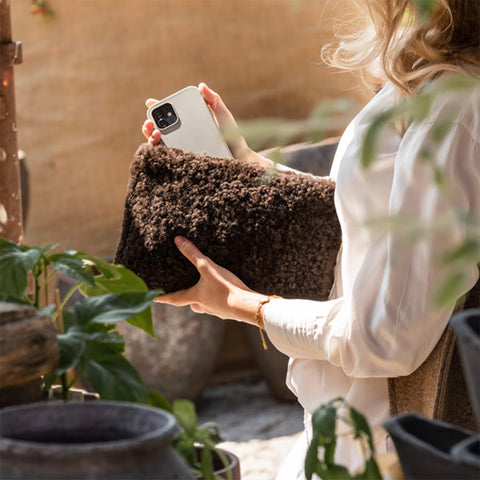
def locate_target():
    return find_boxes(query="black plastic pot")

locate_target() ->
[450,309,480,429]
[452,435,480,472]
[384,413,479,480]
[0,401,195,480]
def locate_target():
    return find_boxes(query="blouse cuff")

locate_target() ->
[262,297,343,360]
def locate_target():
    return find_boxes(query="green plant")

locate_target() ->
[149,394,233,480]
[0,237,230,479]
[305,398,382,480]
[0,237,161,401]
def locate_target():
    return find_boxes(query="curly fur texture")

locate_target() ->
[115,144,341,301]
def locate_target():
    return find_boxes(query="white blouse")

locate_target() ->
[263,81,480,476]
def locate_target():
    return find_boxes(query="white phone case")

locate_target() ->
[147,86,233,159]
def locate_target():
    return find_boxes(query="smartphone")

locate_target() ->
[146,86,233,159]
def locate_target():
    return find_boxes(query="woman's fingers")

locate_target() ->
[154,288,194,306]
[142,119,154,138]
[143,99,162,144]
[173,236,210,271]
[145,98,160,108]
[198,83,250,160]
[198,83,235,126]
[142,119,162,144]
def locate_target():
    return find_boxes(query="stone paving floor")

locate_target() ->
[197,380,304,480]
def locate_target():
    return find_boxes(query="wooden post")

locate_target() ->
[0,0,23,243]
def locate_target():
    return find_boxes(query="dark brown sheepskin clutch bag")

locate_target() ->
[115,144,341,301]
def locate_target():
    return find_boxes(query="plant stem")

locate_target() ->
[44,265,49,306]
[39,268,56,290]
[33,270,40,309]
[61,373,68,402]
[55,288,64,334]
[214,448,233,480]
[67,373,80,390]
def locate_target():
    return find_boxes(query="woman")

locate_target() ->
[142,1,480,477]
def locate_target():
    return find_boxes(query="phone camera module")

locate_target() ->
[152,103,178,130]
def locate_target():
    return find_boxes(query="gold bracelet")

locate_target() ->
[255,295,281,350]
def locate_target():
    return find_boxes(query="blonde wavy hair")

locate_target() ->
[323,0,480,94]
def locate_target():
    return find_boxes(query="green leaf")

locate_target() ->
[173,399,198,435]
[198,422,223,445]
[311,404,337,442]
[411,0,436,17]
[410,93,432,123]
[322,464,352,479]
[434,272,469,308]
[0,238,42,299]
[359,457,382,480]
[305,440,320,480]
[441,239,480,266]
[55,328,87,374]
[324,437,337,466]
[70,291,160,327]
[49,253,95,286]
[174,433,197,469]
[200,447,214,480]
[361,111,393,169]
[39,304,55,318]
[431,113,456,142]
[349,407,373,451]
[78,263,158,337]
[83,345,147,402]
[40,243,58,255]
[147,391,173,412]
[85,331,126,353]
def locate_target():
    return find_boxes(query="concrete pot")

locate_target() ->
[243,323,295,402]
[384,413,479,480]
[0,401,194,480]
[118,303,225,401]
[450,309,480,429]
[57,273,224,402]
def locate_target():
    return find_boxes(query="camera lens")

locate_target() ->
[152,103,178,130]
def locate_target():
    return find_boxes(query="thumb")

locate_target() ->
[198,83,236,127]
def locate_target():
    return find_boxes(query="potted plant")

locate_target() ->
[0,238,239,480]
[304,397,382,480]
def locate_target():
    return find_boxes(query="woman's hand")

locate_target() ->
[142,83,272,168]
[154,236,263,325]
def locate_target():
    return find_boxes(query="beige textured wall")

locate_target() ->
[12,0,369,256]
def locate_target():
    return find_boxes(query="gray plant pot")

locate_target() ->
[0,401,194,480]
[452,435,480,472]
[384,413,479,480]
[450,309,480,429]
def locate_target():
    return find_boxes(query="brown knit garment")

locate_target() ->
[388,273,480,432]
[116,143,478,432]
[114,144,341,300]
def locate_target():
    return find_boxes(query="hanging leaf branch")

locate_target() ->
[30,0,55,19]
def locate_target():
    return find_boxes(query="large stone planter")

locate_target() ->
[117,303,225,401]
[384,413,479,480]
[0,401,194,480]
[450,309,480,429]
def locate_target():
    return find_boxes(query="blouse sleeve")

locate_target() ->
[263,95,480,379]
